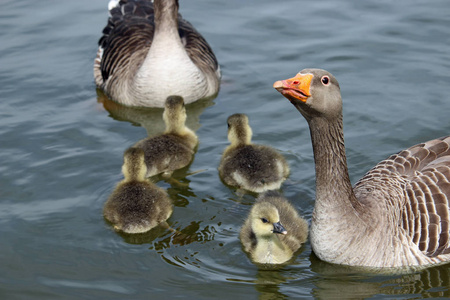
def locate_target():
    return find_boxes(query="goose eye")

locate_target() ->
[261,218,269,223]
[321,76,330,85]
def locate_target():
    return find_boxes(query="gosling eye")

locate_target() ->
[261,218,269,223]
[227,122,230,129]
[321,75,330,86]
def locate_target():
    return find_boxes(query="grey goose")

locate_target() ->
[94,0,221,107]
[274,68,450,268]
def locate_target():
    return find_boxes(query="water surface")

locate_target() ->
[1,0,450,299]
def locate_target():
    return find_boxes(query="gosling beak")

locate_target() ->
[273,73,313,103]
[272,222,287,235]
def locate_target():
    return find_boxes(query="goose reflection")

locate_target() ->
[310,253,450,299]
[254,269,288,300]
[114,220,205,246]
[97,89,214,136]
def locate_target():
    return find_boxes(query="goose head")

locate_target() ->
[163,95,187,132]
[273,69,342,121]
[250,202,287,238]
[227,113,253,146]
[122,147,148,182]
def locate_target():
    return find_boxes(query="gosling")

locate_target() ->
[218,114,289,193]
[103,147,173,234]
[134,96,198,178]
[240,191,308,264]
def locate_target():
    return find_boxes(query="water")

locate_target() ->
[1,0,450,298]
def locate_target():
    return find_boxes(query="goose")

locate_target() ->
[240,191,308,264]
[104,147,173,234]
[274,68,450,268]
[218,113,290,193]
[94,0,221,107]
[133,95,198,178]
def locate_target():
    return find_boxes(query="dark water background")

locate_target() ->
[1,0,450,299]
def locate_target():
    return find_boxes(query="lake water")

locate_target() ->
[1,0,450,299]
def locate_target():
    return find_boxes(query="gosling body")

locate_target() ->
[240,191,308,264]
[219,114,289,193]
[104,147,173,234]
[134,96,198,177]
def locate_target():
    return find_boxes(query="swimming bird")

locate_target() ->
[133,96,198,178]
[218,114,290,193]
[94,0,221,107]
[103,147,173,234]
[274,68,450,268]
[240,191,308,264]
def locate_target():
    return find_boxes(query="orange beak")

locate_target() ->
[273,73,313,103]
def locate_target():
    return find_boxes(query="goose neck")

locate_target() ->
[154,0,179,35]
[308,116,359,211]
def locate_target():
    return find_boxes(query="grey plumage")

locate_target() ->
[355,137,450,257]
[240,191,308,264]
[218,114,290,193]
[103,147,173,234]
[274,68,450,268]
[133,96,198,177]
[94,0,220,107]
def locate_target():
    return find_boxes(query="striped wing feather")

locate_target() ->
[179,20,219,78]
[355,136,450,258]
[95,0,155,87]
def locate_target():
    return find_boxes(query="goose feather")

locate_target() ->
[94,0,220,107]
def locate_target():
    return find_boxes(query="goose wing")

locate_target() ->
[178,18,220,78]
[355,136,450,258]
[403,136,450,257]
[94,0,155,87]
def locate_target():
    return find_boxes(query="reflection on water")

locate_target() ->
[255,269,289,300]
[97,89,214,136]
[113,220,211,248]
[310,253,450,299]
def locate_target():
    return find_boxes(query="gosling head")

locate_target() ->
[163,95,187,132]
[227,113,253,146]
[122,147,148,182]
[250,202,287,238]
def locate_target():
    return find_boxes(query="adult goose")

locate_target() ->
[94,0,221,107]
[274,68,450,268]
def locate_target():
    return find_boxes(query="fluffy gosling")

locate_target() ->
[218,114,289,193]
[240,191,308,264]
[134,96,198,178]
[104,147,173,234]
